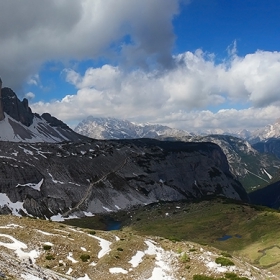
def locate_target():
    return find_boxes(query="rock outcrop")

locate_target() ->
[2,87,34,126]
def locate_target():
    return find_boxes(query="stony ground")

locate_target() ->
[0,214,276,280]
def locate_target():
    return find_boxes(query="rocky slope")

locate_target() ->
[162,135,280,192]
[252,138,280,159]
[74,116,191,139]
[0,87,88,143]
[0,212,274,280]
[0,138,247,218]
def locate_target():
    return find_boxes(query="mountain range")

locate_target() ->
[74,116,280,192]
[1,84,280,278]
[74,116,191,140]
[74,116,280,144]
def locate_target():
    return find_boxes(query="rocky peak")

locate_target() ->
[41,112,70,129]
[2,87,34,127]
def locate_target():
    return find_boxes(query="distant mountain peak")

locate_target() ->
[75,116,191,140]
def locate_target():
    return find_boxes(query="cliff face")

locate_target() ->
[1,87,34,126]
[0,139,248,218]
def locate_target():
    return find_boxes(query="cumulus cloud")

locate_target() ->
[31,49,280,132]
[0,0,179,90]
[2,1,280,132]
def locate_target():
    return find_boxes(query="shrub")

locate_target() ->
[45,255,55,260]
[43,245,52,250]
[189,248,197,252]
[180,252,190,263]
[80,254,90,262]
[167,236,181,243]
[193,275,215,280]
[225,273,249,280]
[221,252,232,258]
[88,230,96,235]
[215,257,235,266]
[117,247,124,251]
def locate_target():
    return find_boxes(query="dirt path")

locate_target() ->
[62,157,128,217]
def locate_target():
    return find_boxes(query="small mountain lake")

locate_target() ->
[218,234,242,241]
[62,215,122,231]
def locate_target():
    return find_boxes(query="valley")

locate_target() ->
[0,86,280,279]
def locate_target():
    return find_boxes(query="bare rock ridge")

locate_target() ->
[0,139,248,218]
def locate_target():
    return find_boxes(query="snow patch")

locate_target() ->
[0,193,28,216]
[109,267,128,274]
[129,251,145,268]
[67,252,78,263]
[102,206,113,212]
[16,178,44,191]
[0,233,39,263]
[88,235,112,258]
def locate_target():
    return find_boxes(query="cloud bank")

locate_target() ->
[1,0,280,132]
[0,0,179,89]
[31,49,280,131]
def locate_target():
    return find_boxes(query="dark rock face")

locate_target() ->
[0,87,90,143]
[249,181,280,209]
[252,138,280,159]
[2,87,34,126]
[41,112,70,130]
[0,139,248,218]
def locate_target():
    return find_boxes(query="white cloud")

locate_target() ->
[0,0,180,90]
[25,92,35,100]
[31,49,280,132]
[1,1,279,133]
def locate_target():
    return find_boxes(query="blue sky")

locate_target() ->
[1,0,280,132]
[174,0,280,56]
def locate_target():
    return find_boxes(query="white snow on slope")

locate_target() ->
[144,240,176,280]
[0,193,28,216]
[109,267,128,274]
[67,252,78,263]
[16,179,44,191]
[0,233,39,263]
[263,168,272,179]
[0,223,23,229]
[48,172,64,184]
[88,234,112,258]
[129,250,145,268]
[21,273,45,280]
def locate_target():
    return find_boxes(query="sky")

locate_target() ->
[0,0,280,133]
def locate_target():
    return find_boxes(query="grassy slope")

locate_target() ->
[119,199,280,275]
[0,213,271,280]
[1,199,279,279]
